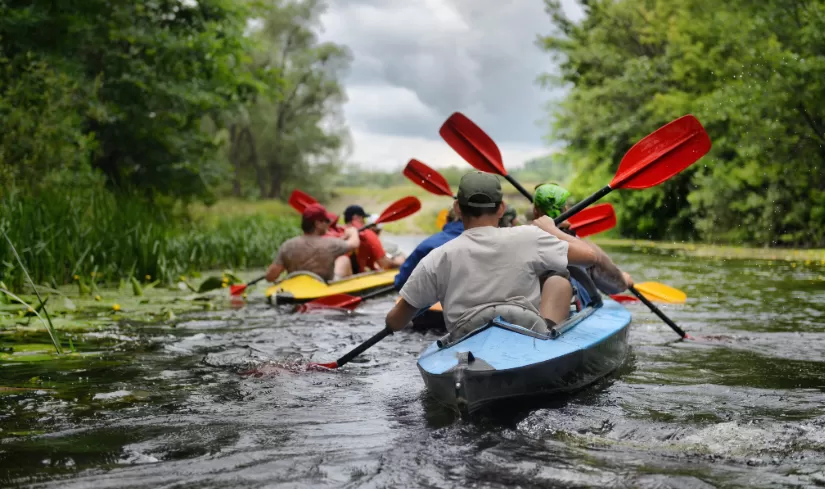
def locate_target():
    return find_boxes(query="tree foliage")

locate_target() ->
[225,0,350,202]
[540,0,825,246]
[0,0,255,200]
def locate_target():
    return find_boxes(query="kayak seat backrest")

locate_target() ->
[282,270,328,284]
[446,302,547,343]
[436,305,600,349]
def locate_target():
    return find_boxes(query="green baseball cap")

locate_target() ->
[534,183,571,219]
[457,171,502,208]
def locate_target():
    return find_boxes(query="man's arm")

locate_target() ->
[376,254,404,270]
[265,262,285,282]
[585,241,633,294]
[342,227,360,251]
[532,216,598,267]
[385,298,419,331]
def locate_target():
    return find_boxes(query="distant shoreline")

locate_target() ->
[592,238,825,263]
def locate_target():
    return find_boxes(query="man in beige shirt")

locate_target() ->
[265,203,360,283]
[384,171,629,335]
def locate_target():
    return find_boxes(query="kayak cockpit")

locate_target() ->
[416,298,632,414]
[434,304,600,350]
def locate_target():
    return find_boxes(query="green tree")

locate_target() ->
[226,0,350,201]
[0,0,255,200]
[539,0,825,246]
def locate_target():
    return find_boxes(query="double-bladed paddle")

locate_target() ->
[400,171,683,306]
[288,189,320,214]
[230,195,421,297]
[312,116,709,370]
[438,113,536,202]
[439,112,709,339]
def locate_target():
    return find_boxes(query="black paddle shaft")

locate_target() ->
[331,305,431,367]
[555,185,612,224]
[247,276,267,286]
[628,285,688,338]
[359,285,397,301]
[335,327,393,367]
[504,175,534,202]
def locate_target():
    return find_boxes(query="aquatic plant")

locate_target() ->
[0,187,299,292]
[1,231,62,354]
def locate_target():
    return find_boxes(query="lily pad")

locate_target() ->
[197,276,225,293]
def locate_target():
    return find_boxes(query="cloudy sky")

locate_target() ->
[318,0,585,171]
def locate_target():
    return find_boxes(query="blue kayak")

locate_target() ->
[416,298,632,413]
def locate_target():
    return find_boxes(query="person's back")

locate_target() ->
[275,234,349,281]
[265,204,360,283]
[406,225,567,329]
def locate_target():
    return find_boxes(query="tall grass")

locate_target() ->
[0,187,299,291]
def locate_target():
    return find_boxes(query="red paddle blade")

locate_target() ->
[374,196,421,225]
[568,203,617,238]
[404,159,454,198]
[611,115,711,190]
[288,189,318,214]
[439,112,507,176]
[299,294,363,312]
[230,284,247,296]
[307,361,339,370]
[610,294,639,303]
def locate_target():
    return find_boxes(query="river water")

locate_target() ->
[2,237,825,488]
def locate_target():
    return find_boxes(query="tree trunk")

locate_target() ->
[229,124,242,197]
[240,128,265,198]
[268,160,282,199]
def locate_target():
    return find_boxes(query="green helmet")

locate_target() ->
[534,183,571,219]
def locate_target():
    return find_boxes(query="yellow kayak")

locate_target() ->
[266,270,398,303]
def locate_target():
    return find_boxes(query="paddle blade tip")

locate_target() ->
[611,115,712,190]
[307,361,338,370]
[439,112,506,176]
[229,284,247,296]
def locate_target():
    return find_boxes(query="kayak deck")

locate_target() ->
[266,270,398,303]
[417,298,631,413]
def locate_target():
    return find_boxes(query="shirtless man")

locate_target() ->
[265,204,360,283]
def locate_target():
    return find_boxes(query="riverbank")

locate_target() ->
[593,238,825,263]
[0,189,300,292]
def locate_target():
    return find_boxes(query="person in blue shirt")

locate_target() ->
[394,208,464,290]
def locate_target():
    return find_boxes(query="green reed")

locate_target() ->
[0,187,299,291]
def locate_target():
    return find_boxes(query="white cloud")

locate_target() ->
[319,0,585,170]
[348,128,551,172]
